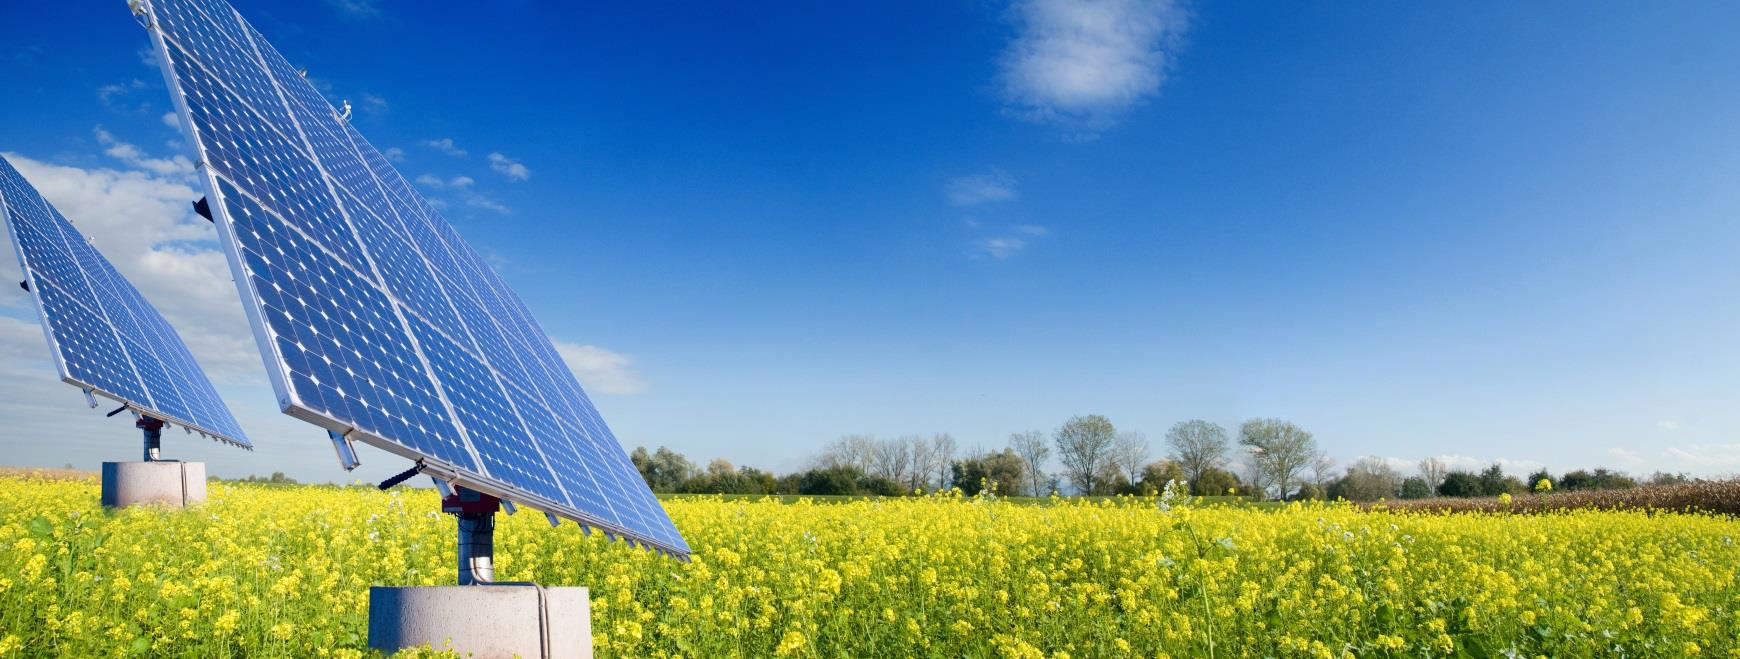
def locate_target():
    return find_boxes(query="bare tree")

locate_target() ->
[1311,454,1338,488]
[1111,431,1150,485]
[905,435,936,491]
[871,439,910,484]
[1418,457,1448,490]
[1238,418,1319,500]
[1055,415,1118,495]
[1008,430,1051,496]
[1335,456,1403,501]
[818,435,878,473]
[1165,420,1230,488]
[931,433,958,490]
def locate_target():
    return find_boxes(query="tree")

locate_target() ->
[904,435,937,491]
[1648,471,1691,487]
[1399,476,1432,499]
[950,449,1027,496]
[1327,456,1402,501]
[931,433,958,491]
[1311,454,1338,490]
[631,446,695,492]
[1054,415,1118,495]
[1418,457,1448,491]
[1478,463,1525,496]
[1139,460,1187,495]
[871,439,911,485]
[1009,431,1051,496]
[1194,467,1241,496]
[1437,471,1482,497]
[1165,420,1230,488]
[818,435,879,474]
[1559,468,1637,491]
[1238,418,1319,500]
[1110,431,1151,485]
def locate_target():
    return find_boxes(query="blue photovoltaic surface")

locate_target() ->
[0,155,251,449]
[139,0,686,556]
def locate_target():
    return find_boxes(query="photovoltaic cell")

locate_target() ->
[138,0,687,556]
[0,155,251,449]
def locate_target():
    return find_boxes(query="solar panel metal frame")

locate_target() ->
[135,0,686,557]
[0,156,252,449]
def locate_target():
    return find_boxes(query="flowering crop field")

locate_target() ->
[2,474,1739,657]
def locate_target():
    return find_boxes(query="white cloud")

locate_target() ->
[5,151,260,379]
[1609,447,1645,466]
[946,171,1017,206]
[554,342,647,396]
[487,153,531,181]
[977,236,1029,259]
[361,93,389,115]
[420,138,467,157]
[463,194,510,214]
[93,126,196,180]
[1658,420,1682,431]
[382,147,406,162]
[972,225,1050,260]
[414,174,475,189]
[325,0,382,18]
[160,112,184,134]
[1418,454,1545,475]
[999,0,1186,135]
[97,80,143,103]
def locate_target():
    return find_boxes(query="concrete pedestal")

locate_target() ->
[100,461,205,508]
[368,585,591,659]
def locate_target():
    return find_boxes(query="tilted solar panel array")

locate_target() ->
[138,0,687,556]
[0,155,251,449]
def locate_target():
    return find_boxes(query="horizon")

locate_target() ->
[3,0,1740,485]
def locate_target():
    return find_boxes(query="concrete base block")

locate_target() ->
[369,585,591,659]
[100,461,205,508]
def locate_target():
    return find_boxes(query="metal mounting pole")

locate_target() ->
[444,486,500,585]
[137,416,164,462]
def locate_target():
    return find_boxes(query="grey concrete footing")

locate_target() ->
[100,461,205,508]
[368,585,591,659]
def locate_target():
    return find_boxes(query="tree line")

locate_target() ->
[630,415,1692,500]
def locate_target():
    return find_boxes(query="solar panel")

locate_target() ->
[136,0,687,556]
[0,155,251,449]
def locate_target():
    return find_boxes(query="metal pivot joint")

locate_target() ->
[137,416,164,462]
[444,486,500,586]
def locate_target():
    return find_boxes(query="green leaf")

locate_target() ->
[130,637,151,654]
[27,516,52,538]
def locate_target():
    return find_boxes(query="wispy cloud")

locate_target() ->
[360,93,389,115]
[1658,420,1682,431]
[464,194,510,214]
[554,341,647,395]
[93,126,196,180]
[999,0,1187,136]
[414,174,475,189]
[382,147,406,162]
[946,170,1017,206]
[325,0,382,19]
[487,152,531,181]
[97,79,152,113]
[420,137,467,157]
[976,236,1031,259]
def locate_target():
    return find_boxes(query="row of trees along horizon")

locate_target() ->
[631,415,1697,500]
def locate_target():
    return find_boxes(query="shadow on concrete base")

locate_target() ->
[100,461,205,508]
[369,585,591,659]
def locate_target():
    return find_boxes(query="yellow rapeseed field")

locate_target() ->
[2,473,1738,657]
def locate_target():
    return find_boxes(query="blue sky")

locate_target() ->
[2,0,1739,483]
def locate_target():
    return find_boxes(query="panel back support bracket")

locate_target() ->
[328,429,361,471]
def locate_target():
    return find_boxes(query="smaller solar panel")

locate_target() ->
[0,154,251,449]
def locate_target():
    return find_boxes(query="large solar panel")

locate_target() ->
[0,155,251,449]
[136,0,687,556]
